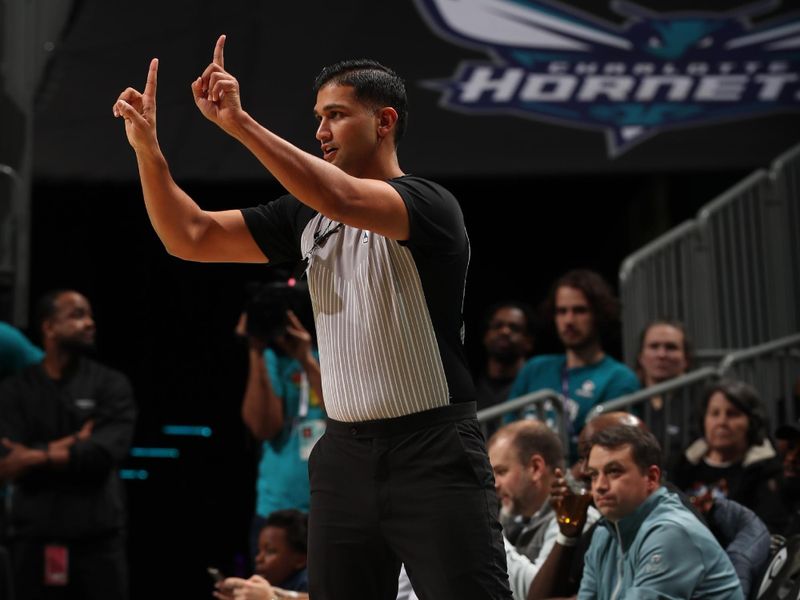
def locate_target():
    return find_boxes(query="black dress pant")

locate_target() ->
[307,402,512,600]
[9,532,128,600]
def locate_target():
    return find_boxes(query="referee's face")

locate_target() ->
[314,83,380,178]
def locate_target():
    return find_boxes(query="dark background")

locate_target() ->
[28,0,800,180]
[8,0,798,596]
[29,169,744,597]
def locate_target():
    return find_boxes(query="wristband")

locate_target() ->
[556,532,579,547]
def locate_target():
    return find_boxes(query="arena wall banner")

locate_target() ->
[26,0,800,180]
[414,0,800,158]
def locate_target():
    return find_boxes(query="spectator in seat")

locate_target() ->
[688,483,771,598]
[507,270,639,456]
[531,411,768,600]
[474,301,534,413]
[673,379,789,534]
[635,319,692,468]
[488,420,568,565]
[0,290,136,600]
[236,282,324,567]
[216,509,309,599]
[636,320,692,389]
[578,425,742,599]
[400,419,595,600]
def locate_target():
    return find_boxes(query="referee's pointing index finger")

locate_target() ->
[213,34,226,69]
[144,58,158,102]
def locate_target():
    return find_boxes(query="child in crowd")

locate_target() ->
[215,509,309,599]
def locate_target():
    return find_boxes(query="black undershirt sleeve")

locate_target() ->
[389,176,467,256]
[241,195,316,265]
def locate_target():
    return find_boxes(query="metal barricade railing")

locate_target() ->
[619,219,701,366]
[768,143,800,339]
[619,141,800,365]
[587,333,800,460]
[696,169,775,348]
[719,333,800,436]
[0,165,17,276]
[476,389,568,452]
[472,334,799,470]
[587,366,718,462]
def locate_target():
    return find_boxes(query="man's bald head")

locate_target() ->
[489,419,565,470]
[488,420,565,517]
[578,412,646,461]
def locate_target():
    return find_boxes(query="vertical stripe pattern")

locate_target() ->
[303,215,450,422]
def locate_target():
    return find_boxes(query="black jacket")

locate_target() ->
[673,437,789,534]
[0,357,136,539]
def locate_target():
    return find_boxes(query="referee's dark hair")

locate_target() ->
[313,59,408,147]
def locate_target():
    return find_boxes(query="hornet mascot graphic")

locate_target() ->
[414,0,800,156]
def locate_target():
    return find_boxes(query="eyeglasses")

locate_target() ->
[292,221,343,281]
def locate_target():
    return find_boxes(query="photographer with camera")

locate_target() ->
[236,282,324,566]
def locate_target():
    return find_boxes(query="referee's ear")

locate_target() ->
[376,107,398,143]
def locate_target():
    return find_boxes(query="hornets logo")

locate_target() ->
[414,0,800,157]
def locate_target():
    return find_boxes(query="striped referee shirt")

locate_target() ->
[241,176,475,422]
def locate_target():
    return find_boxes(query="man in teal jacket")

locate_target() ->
[506,270,639,459]
[580,425,743,600]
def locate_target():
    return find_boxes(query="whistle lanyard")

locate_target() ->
[292,219,343,281]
